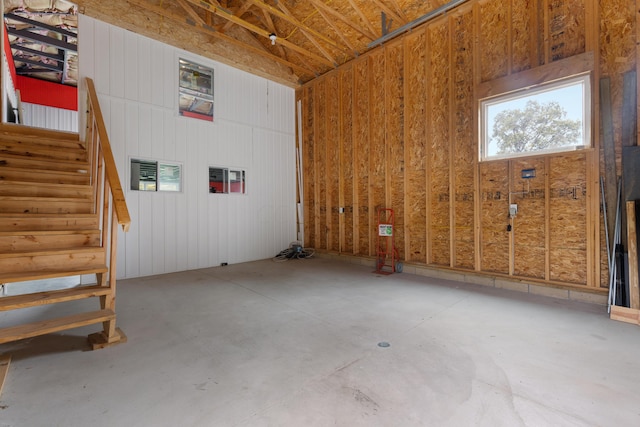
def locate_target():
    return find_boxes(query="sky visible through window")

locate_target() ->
[484,80,586,157]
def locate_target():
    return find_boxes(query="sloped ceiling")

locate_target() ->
[73,0,465,88]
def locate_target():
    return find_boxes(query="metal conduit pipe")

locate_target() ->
[368,0,472,48]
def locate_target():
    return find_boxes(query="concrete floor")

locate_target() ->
[1,257,640,426]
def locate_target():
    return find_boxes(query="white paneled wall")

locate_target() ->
[79,16,296,279]
[21,102,78,132]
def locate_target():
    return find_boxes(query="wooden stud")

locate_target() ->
[600,77,617,251]
[628,201,640,309]
[448,16,456,268]
[545,156,551,281]
[473,2,482,271]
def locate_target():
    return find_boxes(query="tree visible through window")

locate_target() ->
[481,74,590,160]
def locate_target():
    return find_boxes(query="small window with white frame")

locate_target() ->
[209,166,246,194]
[179,58,214,122]
[131,158,182,192]
[480,73,590,161]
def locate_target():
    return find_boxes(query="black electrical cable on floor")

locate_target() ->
[273,244,315,262]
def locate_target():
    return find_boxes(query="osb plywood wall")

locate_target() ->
[298,0,637,291]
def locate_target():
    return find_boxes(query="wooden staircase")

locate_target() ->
[0,78,130,351]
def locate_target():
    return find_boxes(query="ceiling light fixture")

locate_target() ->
[269,33,276,45]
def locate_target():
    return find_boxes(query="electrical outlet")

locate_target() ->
[509,204,518,217]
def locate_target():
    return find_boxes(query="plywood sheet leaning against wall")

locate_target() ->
[428,20,451,266]
[340,67,355,254]
[385,40,405,260]
[512,158,546,280]
[452,12,475,269]
[369,50,387,257]
[598,0,637,290]
[325,74,341,253]
[549,153,588,285]
[353,58,370,256]
[404,30,428,264]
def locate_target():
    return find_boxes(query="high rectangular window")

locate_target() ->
[179,58,214,122]
[480,74,590,161]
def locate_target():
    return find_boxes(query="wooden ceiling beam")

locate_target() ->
[269,0,340,67]
[175,0,206,26]
[181,0,335,68]
[307,0,377,41]
[221,1,252,32]
[247,0,347,54]
[124,0,316,79]
[387,0,409,22]
[346,0,378,37]
[260,9,288,62]
[313,6,358,55]
[371,0,407,26]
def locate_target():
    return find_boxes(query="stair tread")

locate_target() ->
[0,180,91,189]
[0,152,89,168]
[0,265,108,283]
[0,285,111,311]
[0,195,92,201]
[0,309,115,344]
[0,246,104,257]
[0,229,99,236]
[0,123,80,141]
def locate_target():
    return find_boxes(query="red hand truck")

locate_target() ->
[374,208,403,274]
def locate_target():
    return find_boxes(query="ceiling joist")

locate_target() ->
[180,0,335,69]
[307,0,377,41]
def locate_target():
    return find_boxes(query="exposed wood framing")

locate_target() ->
[181,0,336,68]
[308,0,377,41]
[249,0,348,53]
[346,0,378,38]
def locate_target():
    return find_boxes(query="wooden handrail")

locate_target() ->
[85,77,131,232]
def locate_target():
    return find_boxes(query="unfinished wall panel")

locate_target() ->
[479,0,509,82]
[404,30,428,263]
[480,161,510,274]
[549,153,588,284]
[511,0,534,73]
[297,0,623,293]
[340,67,355,254]
[512,158,546,279]
[370,51,387,256]
[452,12,475,270]
[548,0,586,62]
[325,74,341,252]
[315,80,328,250]
[385,41,405,260]
[303,87,316,249]
[353,59,370,256]
[428,21,451,266]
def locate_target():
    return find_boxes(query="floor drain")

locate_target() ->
[377,341,390,348]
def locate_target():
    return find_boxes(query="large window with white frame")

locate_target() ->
[480,73,590,161]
